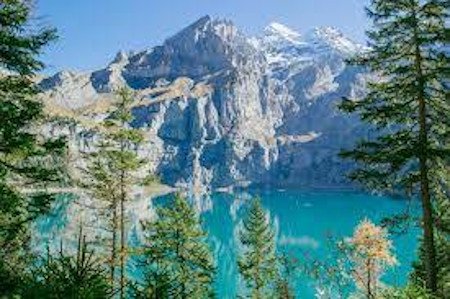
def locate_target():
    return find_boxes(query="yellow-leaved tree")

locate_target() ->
[350,219,397,299]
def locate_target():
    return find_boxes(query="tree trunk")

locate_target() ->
[120,192,125,299]
[110,200,118,287]
[412,5,438,292]
[120,175,126,299]
[366,258,371,299]
[418,99,438,293]
[119,141,126,299]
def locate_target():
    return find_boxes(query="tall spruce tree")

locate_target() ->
[339,0,449,293]
[137,194,215,299]
[80,150,120,287]
[238,198,277,298]
[0,0,65,295]
[81,87,146,298]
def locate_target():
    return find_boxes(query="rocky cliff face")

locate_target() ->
[40,16,370,189]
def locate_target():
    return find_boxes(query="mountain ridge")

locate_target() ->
[40,16,370,189]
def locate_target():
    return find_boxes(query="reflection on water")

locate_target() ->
[34,189,419,299]
[154,189,419,299]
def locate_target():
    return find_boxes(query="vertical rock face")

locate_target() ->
[40,15,370,189]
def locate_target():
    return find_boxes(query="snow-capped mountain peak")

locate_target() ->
[306,26,365,55]
[261,22,312,76]
[40,16,371,189]
[264,22,302,45]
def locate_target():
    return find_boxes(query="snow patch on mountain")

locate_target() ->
[264,22,303,45]
[305,26,366,55]
[40,16,370,189]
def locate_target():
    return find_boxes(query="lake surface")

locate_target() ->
[153,189,420,299]
[35,189,420,298]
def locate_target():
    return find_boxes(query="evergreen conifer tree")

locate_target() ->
[339,0,449,293]
[137,194,215,299]
[23,226,111,299]
[0,0,65,295]
[81,87,146,298]
[80,151,120,286]
[412,189,450,296]
[380,284,435,299]
[238,198,277,298]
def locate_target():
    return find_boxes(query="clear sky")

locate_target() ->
[36,0,369,74]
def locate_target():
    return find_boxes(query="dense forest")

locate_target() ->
[0,0,448,298]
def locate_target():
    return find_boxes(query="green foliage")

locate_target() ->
[275,253,297,299]
[0,0,57,75]
[302,237,354,299]
[0,0,66,296]
[100,88,146,178]
[141,174,161,186]
[339,0,449,293]
[80,87,147,297]
[128,267,172,299]
[304,220,397,299]
[412,226,450,297]
[412,121,450,297]
[238,198,277,298]
[136,194,215,299]
[80,146,121,289]
[22,229,111,299]
[380,283,436,299]
[339,0,449,193]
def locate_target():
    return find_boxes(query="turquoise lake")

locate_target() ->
[153,190,420,299]
[35,190,420,298]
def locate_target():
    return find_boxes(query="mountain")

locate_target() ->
[40,15,371,190]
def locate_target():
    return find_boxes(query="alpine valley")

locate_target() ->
[40,15,372,190]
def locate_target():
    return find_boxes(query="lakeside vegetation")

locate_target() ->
[0,0,448,298]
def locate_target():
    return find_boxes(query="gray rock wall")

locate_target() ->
[41,16,371,189]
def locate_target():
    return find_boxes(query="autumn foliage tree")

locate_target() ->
[349,219,397,299]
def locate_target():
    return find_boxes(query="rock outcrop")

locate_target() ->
[40,15,371,189]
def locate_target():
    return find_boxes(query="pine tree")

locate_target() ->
[81,87,146,298]
[380,284,435,299]
[137,194,215,299]
[0,1,65,295]
[129,267,172,299]
[339,0,449,293]
[23,226,111,299]
[80,151,120,286]
[238,198,277,299]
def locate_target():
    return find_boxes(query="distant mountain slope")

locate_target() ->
[40,15,371,189]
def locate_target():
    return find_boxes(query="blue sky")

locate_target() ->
[36,0,369,73]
